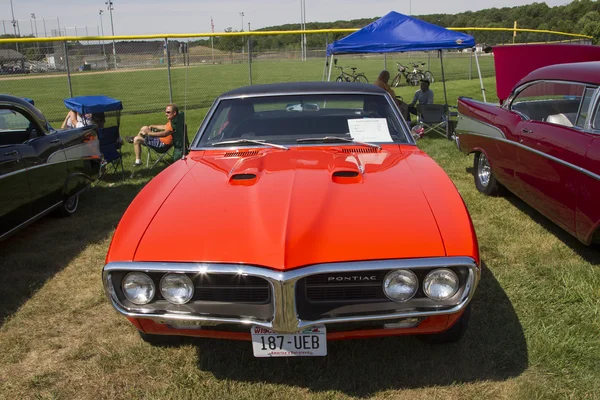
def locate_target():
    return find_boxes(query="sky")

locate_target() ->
[1,0,572,37]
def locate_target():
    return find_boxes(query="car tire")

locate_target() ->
[474,152,500,196]
[58,194,79,217]
[417,303,471,344]
[138,331,183,346]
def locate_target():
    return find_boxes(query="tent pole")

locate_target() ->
[474,49,487,102]
[327,54,334,81]
[322,33,329,81]
[439,49,448,107]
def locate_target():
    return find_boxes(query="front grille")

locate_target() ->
[303,270,389,302]
[193,274,270,304]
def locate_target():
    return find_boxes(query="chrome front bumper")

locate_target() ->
[103,256,479,334]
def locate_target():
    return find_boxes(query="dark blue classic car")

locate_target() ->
[0,94,102,240]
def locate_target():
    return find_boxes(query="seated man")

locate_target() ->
[373,70,409,120]
[408,79,434,116]
[128,103,177,167]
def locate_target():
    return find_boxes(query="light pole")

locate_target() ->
[9,0,19,52]
[409,0,412,16]
[105,0,117,69]
[99,10,107,63]
[239,12,244,54]
[30,13,38,37]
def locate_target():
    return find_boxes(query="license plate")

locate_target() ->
[251,325,327,357]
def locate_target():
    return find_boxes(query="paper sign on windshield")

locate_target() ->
[347,118,393,142]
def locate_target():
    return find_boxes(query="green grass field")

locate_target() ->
[0,54,496,124]
[1,67,599,399]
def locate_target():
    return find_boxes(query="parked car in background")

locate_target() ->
[0,95,102,241]
[456,59,600,245]
[103,82,481,357]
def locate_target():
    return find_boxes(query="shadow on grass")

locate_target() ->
[192,264,527,396]
[504,192,600,264]
[0,180,148,327]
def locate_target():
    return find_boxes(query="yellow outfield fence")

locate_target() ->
[0,26,592,122]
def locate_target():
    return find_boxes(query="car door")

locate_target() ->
[1,105,68,217]
[0,112,32,236]
[511,81,595,234]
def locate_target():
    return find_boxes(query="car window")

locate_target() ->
[511,81,585,127]
[575,87,595,128]
[196,94,409,147]
[0,107,38,146]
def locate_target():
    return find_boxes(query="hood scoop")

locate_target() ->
[224,150,260,157]
[340,147,379,153]
[331,169,363,184]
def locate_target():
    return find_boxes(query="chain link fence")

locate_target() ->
[0,29,592,124]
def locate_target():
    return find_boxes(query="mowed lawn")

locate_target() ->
[1,75,600,399]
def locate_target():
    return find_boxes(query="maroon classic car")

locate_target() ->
[456,45,600,245]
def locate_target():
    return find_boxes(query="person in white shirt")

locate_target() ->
[408,79,434,116]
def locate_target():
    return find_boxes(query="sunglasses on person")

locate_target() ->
[165,109,174,114]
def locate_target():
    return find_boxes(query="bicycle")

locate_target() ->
[390,62,423,87]
[334,66,369,83]
[410,62,435,84]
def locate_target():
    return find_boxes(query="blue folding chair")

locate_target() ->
[63,95,125,180]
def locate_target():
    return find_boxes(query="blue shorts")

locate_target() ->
[145,136,166,148]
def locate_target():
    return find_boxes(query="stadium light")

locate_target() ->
[105,0,117,69]
[9,0,19,52]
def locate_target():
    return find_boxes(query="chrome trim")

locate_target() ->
[0,201,62,241]
[103,256,479,334]
[456,114,506,139]
[459,131,600,182]
[0,167,27,179]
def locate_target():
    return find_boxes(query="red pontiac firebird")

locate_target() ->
[456,44,600,245]
[103,82,480,357]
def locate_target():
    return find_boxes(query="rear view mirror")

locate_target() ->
[334,58,338,65]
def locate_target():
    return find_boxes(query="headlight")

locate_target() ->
[423,268,459,301]
[160,273,194,304]
[122,272,155,305]
[383,270,418,302]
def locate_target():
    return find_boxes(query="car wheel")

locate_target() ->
[417,303,471,344]
[139,331,184,346]
[58,194,79,217]
[474,152,500,195]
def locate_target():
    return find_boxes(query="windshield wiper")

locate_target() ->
[210,139,289,150]
[296,136,381,149]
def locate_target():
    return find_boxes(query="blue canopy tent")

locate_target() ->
[64,95,123,115]
[325,12,485,106]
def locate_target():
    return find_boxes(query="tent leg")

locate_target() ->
[327,54,334,81]
[322,33,329,81]
[439,49,448,107]
[474,50,487,102]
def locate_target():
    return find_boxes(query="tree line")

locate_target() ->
[195,0,600,52]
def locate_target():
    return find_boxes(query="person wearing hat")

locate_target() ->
[408,79,434,116]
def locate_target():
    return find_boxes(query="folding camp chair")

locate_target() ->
[98,126,125,181]
[63,95,125,180]
[417,104,449,138]
[145,111,188,168]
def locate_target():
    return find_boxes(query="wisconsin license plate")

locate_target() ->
[251,325,327,357]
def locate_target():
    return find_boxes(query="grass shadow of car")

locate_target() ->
[189,264,527,396]
[0,180,148,327]
[503,192,600,264]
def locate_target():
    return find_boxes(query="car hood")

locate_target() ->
[125,146,471,270]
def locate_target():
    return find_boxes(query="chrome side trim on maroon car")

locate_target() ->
[103,256,479,334]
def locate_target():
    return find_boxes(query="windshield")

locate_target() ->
[194,93,410,147]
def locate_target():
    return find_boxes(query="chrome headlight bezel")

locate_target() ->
[383,269,419,302]
[159,273,195,305]
[122,272,156,305]
[423,268,460,301]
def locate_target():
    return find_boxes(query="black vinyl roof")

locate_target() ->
[220,82,387,97]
